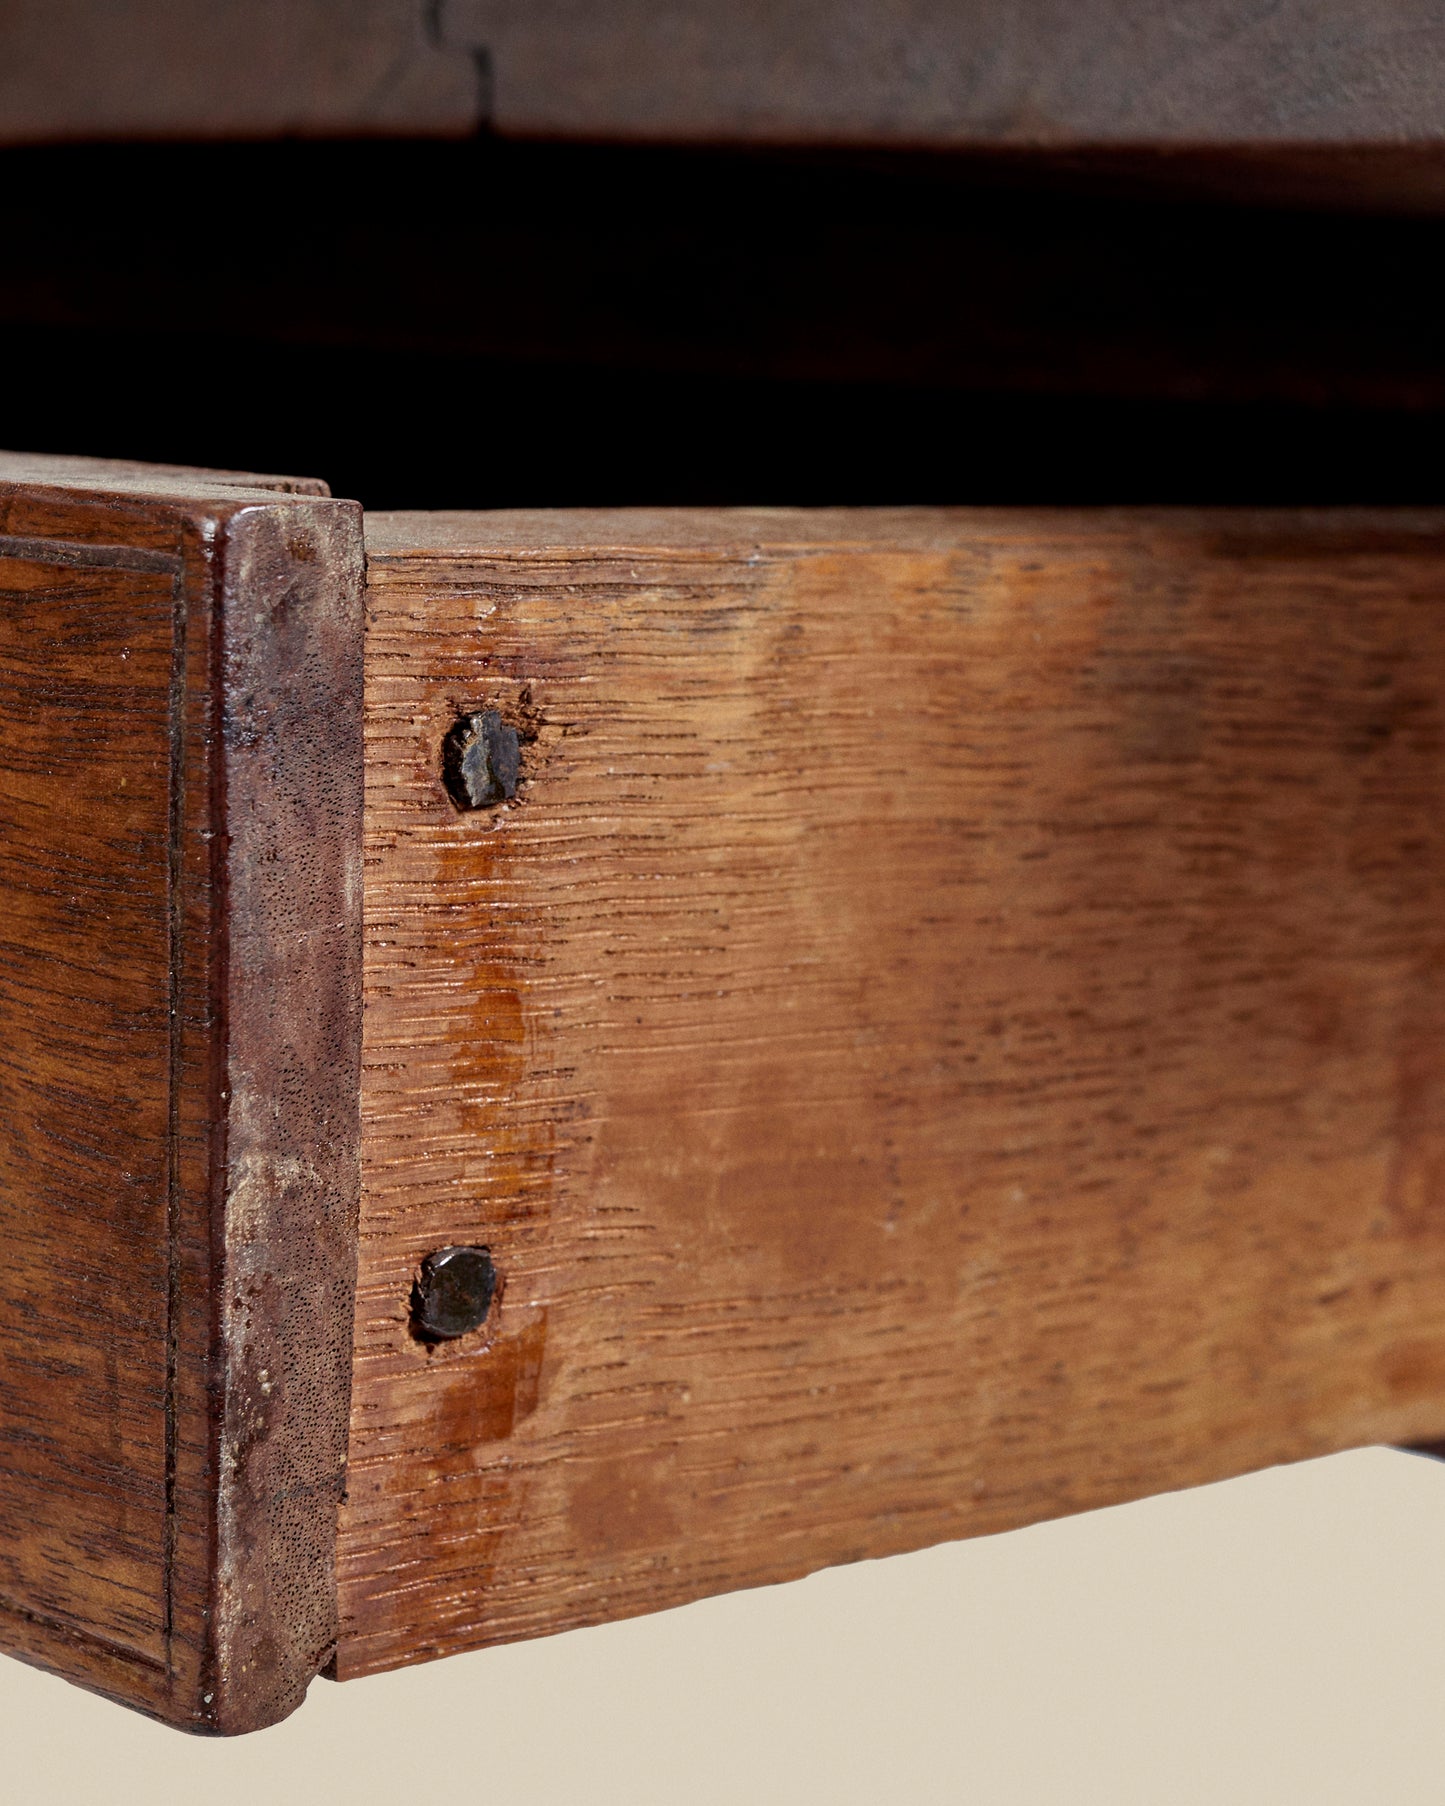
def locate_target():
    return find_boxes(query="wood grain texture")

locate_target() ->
[0,454,364,1731]
[341,506,1445,1679]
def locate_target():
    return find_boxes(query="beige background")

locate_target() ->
[2,1447,1442,1802]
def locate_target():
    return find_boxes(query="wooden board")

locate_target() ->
[5,0,1445,202]
[0,1,480,143]
[340,505,1445,1679]
[0,454,364,1731]
[444,1,1445,154]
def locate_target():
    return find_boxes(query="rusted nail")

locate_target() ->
[411,1245,497,1342]
[442,709,521,810]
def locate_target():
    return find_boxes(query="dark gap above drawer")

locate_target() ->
[3,139,1444,508]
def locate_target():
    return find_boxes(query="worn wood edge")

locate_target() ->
[0,450,331,498]
[362,504,1445,560]
[209,500,365,1733]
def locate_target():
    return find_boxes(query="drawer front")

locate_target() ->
[0,455,363,1733]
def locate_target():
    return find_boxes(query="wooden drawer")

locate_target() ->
[4,452,1445,1728]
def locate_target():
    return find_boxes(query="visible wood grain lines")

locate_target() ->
[340,507,1445,1678]
[0,536,176,1676]
[0,454,364,1732]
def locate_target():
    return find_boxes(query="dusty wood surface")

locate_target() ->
[0,453,364,1731]
[340,505,1445,1679]
[446,0,1445,153]
[0,1,480,143]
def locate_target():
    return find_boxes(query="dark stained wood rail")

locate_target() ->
[6,0,1445,210]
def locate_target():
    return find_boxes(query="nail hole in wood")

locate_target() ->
[442,709,521,810]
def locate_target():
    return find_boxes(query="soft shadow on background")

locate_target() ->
[3,1446,1443,1804]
